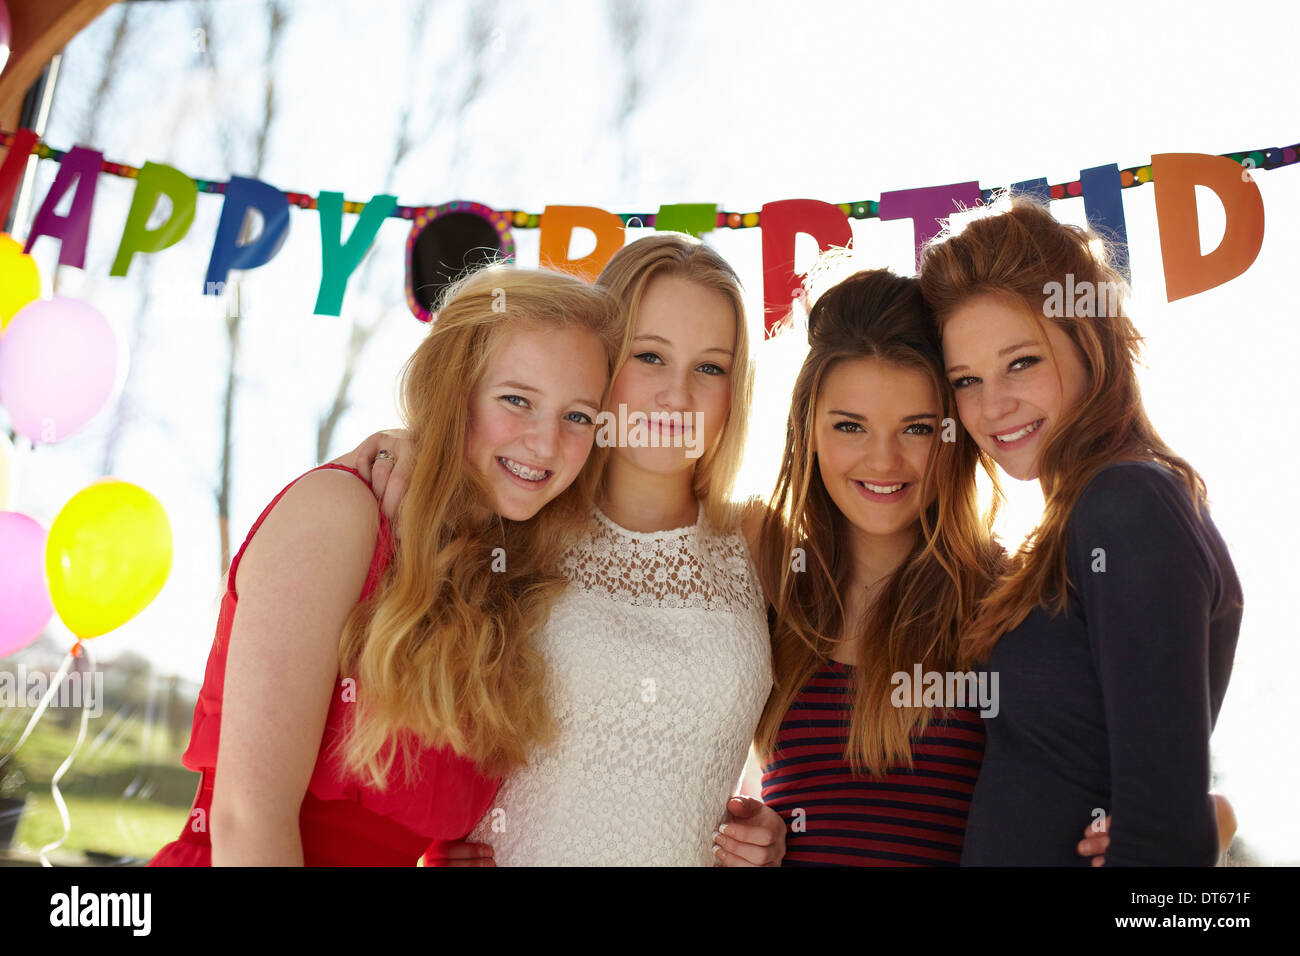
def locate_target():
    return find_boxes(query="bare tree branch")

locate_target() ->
[215,1,290,574]
[83,4,133,147]
[607,0,644,182]
[315,0,501,463]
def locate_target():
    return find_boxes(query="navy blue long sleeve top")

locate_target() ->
[961,461,1241,866]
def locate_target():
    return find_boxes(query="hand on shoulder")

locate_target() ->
[329,428,413,524]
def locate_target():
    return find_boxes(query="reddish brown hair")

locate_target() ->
[919,195,1205,665]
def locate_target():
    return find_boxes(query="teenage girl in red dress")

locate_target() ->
[150,266,621,865]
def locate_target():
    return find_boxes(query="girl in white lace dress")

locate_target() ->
[339,235,780,865]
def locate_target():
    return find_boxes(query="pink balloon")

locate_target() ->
[0,296,118,443]
[0,511,54,657]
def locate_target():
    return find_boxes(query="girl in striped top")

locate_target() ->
[759,664,986,866]
[745,266,1002,866]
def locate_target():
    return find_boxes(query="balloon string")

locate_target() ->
[39,641,94,867]
[0,644,78,774]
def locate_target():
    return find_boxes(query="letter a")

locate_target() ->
[1043,281,1063,317]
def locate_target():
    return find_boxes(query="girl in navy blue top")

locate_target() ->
[920,196,1241,865]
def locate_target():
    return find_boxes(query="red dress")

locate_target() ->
[149,464,500,866]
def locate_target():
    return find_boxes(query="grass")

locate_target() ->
[1,702,198,862]
[11,792,190,862]
[1,706,193,796]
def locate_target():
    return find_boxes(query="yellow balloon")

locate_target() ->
[0,234,42,331]
[0,432,11,509]
[45,479,173,639]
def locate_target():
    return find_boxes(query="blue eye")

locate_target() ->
[697,363,726,376]
[566,411,595,426]
[502,394,529,407]
[635,352,663,365]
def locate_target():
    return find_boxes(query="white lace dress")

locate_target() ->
[467,502,772,865]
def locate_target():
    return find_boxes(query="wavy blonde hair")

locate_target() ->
[594,233,755,530]
[753,269,1001,775]
[336,265,622,786]
[919,194,1205,666]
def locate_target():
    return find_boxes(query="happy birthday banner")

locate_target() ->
[1,128,1294,334]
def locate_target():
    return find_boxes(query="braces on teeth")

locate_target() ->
[501,457,548,480]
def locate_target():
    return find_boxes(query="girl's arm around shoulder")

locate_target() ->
[211,469,382,865]
[328,428,413,524]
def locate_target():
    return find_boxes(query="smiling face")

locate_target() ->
[465,322,609,521]
[941,293,1089,482]
[812,356,940,539]
[606,273,736,475]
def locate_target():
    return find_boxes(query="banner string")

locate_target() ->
[2,128,1296,229]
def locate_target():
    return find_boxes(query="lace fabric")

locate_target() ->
[567,503,763,612]
[468,503,773,865]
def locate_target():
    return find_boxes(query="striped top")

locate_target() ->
[760,659,986,866]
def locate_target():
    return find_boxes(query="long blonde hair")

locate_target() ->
[337,265,622,786]
[594,233,755,530]
[753,269,1000,775]
[919,195,1204,666]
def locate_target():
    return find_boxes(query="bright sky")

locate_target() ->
[3,0,1296,862]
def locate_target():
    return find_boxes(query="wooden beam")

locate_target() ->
[0,0,119,120]
[1,0,117,231]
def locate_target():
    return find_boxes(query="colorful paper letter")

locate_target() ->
[538,205,624,283]
[1151,153,1265,302]
[315,191,397,315]
[655,203,717,238]
[1009,177,1051,203]
[760,199,852,336]
[110,162,198,276]
[0,128,38,226]
[23,146,103,269]
[1079,163,1130,282]
[204,176,291,293]
[878,181,982,271]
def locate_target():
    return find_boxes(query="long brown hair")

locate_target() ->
[337,265,622,786]
[753,268,1000,775]
[594,233,755,530]
[919,195,1205,666]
